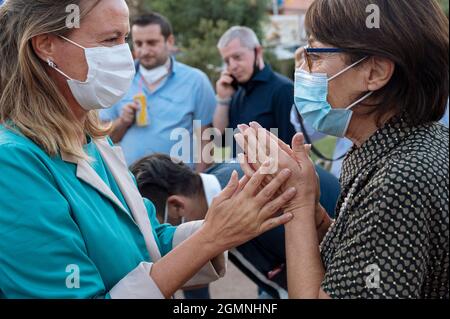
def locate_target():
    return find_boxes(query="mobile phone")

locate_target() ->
[230,75,239,91]
[221,64,240,91]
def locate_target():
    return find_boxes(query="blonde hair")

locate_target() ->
[0,0,110,159]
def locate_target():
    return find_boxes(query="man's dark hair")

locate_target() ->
[132,12,173,40]
[130,154,203,220]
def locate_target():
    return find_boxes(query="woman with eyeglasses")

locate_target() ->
[235,0,449,299]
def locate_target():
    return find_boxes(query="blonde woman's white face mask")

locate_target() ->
[47,36,136,111]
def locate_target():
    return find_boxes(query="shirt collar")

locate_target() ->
[169,56,178,76]
[251,64,273,83]
[240,65,273,93]
[340,114,415,188]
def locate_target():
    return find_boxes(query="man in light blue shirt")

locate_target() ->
[100,13,216,171]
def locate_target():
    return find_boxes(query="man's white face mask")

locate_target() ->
[47,36,136,111]
[139,59,171,85]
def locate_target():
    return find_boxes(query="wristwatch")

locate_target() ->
[216,95,232,106]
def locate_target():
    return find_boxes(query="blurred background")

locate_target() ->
[126,0,449,85]
[126,0,314,84]
[124,0,450,165]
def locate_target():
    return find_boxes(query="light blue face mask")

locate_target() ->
[294,57,373,138]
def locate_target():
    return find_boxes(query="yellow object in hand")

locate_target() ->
[134,93,149,127]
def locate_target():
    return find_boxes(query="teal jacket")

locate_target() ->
[0,125,226,299]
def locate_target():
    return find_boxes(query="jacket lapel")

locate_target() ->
[60,151,131,218]
[94,139,162,262]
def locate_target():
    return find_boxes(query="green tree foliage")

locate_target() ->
[175,19,231,83]
[437,0,449,16]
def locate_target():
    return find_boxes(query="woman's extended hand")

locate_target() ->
[201,162,298,252]
[234,122,320,216]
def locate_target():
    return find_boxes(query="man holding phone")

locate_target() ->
[214,26,296,157]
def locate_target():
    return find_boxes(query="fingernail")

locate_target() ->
[282,169,292,177]
[238,124,246,132]
[288,187,297,194]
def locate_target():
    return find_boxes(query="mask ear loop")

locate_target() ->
[59,35,86,50]
[46,58,73,80]
[46,36,86,80]
[163,200,169,224]
[163,200,186,225]
[328,56,369,82]
[346,91,374,110]
[326,56,373,110]
[298,61,306,71]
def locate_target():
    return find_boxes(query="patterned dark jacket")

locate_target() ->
[320,115,449,299]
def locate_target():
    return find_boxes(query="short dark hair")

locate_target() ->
[130,154,203,220]
[132,12,173,40]
[305,0,449,126]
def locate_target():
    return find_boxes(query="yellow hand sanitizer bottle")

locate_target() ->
[134,93,149,127]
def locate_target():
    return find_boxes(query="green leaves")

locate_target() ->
[437,0,449,16]
[149,0,268,42]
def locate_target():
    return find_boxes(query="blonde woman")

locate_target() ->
[0,0,297,299]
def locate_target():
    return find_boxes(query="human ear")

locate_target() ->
[255,46,264,69]
[167,195,187,219]
[31,34,58,64]
[166,34,176,50]
[365,56,395,91]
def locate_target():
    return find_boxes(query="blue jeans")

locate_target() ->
[184,287,210,299]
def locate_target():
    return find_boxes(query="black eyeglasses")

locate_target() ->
[301,46,344,72]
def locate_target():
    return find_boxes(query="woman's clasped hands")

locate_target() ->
[234,122,327,227]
